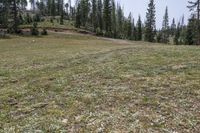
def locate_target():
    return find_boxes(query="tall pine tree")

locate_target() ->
[92,0,98,31]
[103,0,112,36]
[111,0,117,37]
[187,0,200,45]
[162,6,169,43]
[171,18,176,36]
[185,15,196,45]
[97,0,103,30]
[144,0,156,42]
[137,15,142,41]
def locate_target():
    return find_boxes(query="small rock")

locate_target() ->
[62,119,68,124]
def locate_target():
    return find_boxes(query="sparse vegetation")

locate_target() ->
[0,0,200,132]
[31,22,39,36]
[0,32,199,132]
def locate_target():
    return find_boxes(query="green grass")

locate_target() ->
[0,33,200,132]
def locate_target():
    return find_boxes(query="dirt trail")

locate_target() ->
[48,29,134,45]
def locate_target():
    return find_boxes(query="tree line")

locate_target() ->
[0,0,199,45]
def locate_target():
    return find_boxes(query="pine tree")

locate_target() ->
[92,0,97,31]
[0,0,7,28]
[162,6,169,43]
[57,0,62,15]
[174,22,181,45]
[103,0,112,35]
[8,0,20,33]
[185,15,196,45]
[179,16,187,44]
[111,0,117,37]
[60,0,64,25]
[132,18,137,40]
[144,0,156,42]
[51,0,56,16]
[36,1,46,16]
[68,0,72,19]
[116,4,124,38]
[75,3,81,28]
[97,0,103,30]
[127,13,132,40]
[171,18,176,36]
[156,30,162,43]
[187,0,200,45]
[137,15,142,41]
[80,0,90,27]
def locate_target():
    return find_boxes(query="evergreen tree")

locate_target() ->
[174,22,181,45]
[80,0,90,27]
[111,0,117,37]
[116,4,124,38]
[103,0,112,35]
[51,0,56,16]
[65,2,69,19]
[75,3,81,28]
[0,0,7,28]
[156,30,162,43]
[171,18,176,36]
[144,0,156,42]
[187,0,200,45]
[185,16,196,45]
[179,16,187,44]
[8,0,20,33]
[136,15,142,41]
[57,0,62,15]
[97,0,103,30]
[60,0,64,25]
[132,18,137,40]
[92,0,98,31]
[162,6,169,43]
[137,15,142,41]
[127,13,132,40]
[36,1,46,16]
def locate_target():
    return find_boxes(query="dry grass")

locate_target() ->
[0,33,200,132]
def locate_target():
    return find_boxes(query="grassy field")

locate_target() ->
[0,32,200,132]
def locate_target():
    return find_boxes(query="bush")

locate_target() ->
[96,27,103,36]
[25,13,32,24]
[41,28,48,35]
[0,30,7,38]
[50,17,54,23]
[104,31,112,37]
[31,22,39,36]
[33,14,41,22]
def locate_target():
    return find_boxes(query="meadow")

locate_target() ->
[0,32,200,132]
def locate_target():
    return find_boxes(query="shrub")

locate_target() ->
[31,22,39,36]
[104,31,112,37]
[41,28,48,35]
[25,13,32,24]
[33,14,41,22]
[96,27,103,36]
[0,30,7,38]
[50,17,54,23]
